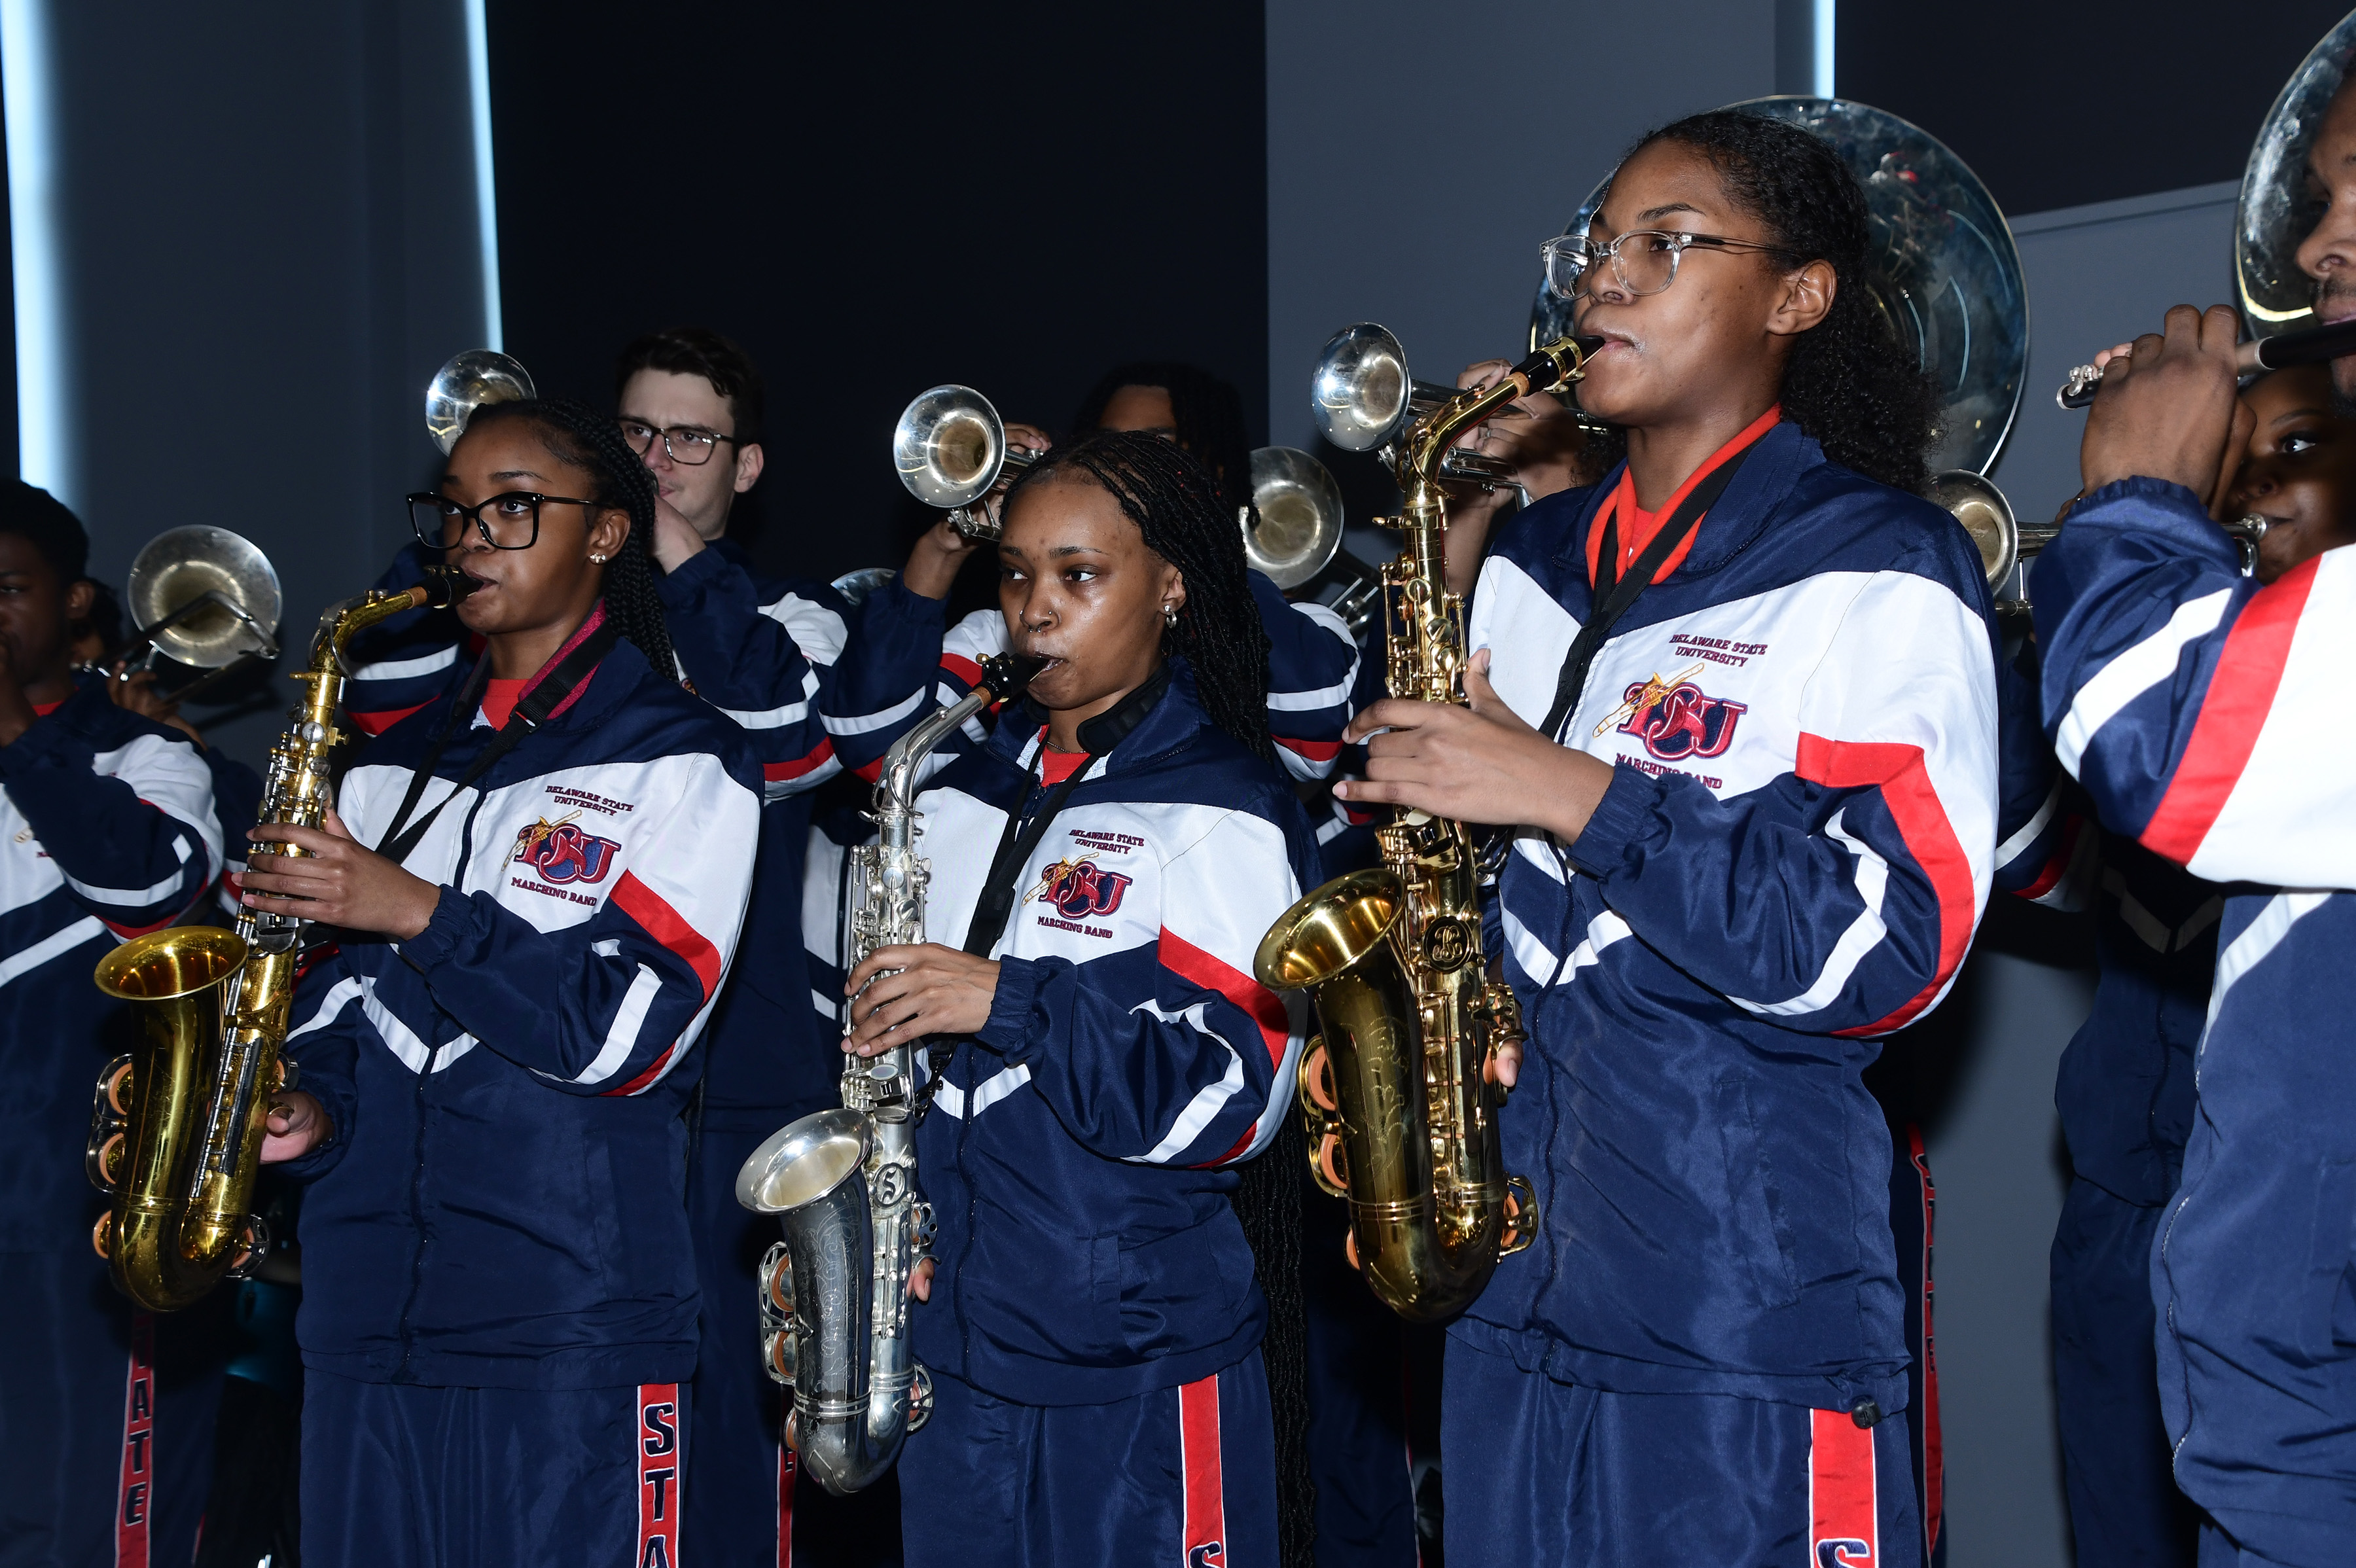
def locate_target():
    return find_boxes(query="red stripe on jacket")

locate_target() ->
[349,700,431,736]
[940,652,983,688]
[1794,735,1974,1036]
[2139,556,2315,865]
[610,871,723,1000]
[763,736,836,785]
[1275,736,1342,762]
[1157,926,1287,1068]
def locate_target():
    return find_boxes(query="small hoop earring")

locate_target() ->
[1162,603,1178,628]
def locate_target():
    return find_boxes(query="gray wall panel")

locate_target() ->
[21,0,488,768]
[1264,0,1776,459]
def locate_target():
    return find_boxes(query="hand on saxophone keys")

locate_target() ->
[840,941,1001,1055]
[257,1091,331,1164]
[241,804,444,940]
[1336,650,1615,844]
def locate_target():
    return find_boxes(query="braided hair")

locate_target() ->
[463,398,678,679]
[1004,429,1276,768]
[1001,428,1314,1565]
[1070,363,1257,518]
[1622,110,1942,494]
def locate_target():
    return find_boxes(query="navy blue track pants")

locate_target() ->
[1440,1335,1921,1568]
[2051,1175,2199,1568]
[300,1372,691,1567]
[0,1250,224,1568]
[898,1355,1276,1568]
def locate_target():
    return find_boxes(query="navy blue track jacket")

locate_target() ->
[1457,421,1999,1419]
[0,673,221,1253]
[899,661,1319,1404]
[279,631,760,1390]
[2033,477,2356,1567]
[342,538,853,1122]
[1992,649,2213,1203]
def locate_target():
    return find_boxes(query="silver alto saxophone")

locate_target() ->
[736,650,1033,1495]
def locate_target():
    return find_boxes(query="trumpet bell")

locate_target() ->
[1925,470,2020,588]
[1312,325,1415,453]
[126,527,283,669]
[1245,446,1346,590]
[895,385,1012,509]
[425,350,536,455]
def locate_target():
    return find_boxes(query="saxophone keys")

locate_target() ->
[1313,1132,1350,1200]
[91,1211,113,1260]
[907,1364,935,1432]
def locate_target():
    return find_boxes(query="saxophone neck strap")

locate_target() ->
[959,664,1171,959]
[376,615,622,869]
[1539,443,1755,743]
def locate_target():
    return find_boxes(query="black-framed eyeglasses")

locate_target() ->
[1541,230,1795,301]
[406,491,599,551]
[617,418,739,467]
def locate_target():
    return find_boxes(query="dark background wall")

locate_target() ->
[485,0,1272,596]
[18,1,491,767]
[1838,0,2353,215]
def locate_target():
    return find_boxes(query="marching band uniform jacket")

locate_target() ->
[2032,477,2356,1568]
[826,569,1361,785]
[1993,647,2213,1208]
[901,660,1319,1405]
[278,630,760,1391]
[342,539,853,1121]
[1459,419,1998,1421]
[0,673,222,1252]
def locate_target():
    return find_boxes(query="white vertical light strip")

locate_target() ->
[0,0,68,502]
[1812,0,1836,98]
[462,0,502,349]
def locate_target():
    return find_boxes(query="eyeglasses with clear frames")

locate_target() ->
[1541,230,1794,302]
[617,419,740,467]
[406,491,600,551]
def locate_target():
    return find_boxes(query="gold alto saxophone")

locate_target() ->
[1254,326,1599,1322]
[86,569,476,1310]
[737,652,1033,1495]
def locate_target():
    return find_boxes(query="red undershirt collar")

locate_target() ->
[1586,404,1782,589]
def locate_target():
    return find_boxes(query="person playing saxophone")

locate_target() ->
[1334,111,1999,1567]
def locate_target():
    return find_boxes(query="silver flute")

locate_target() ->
[734,650,1031,1495]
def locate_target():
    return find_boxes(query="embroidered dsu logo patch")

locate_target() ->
[512,813,620,885]
[1029,855,1133,919]
[1615,675,1747,762]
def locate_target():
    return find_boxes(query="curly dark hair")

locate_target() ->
[461,398,677,680]
[1624,109,1942,494]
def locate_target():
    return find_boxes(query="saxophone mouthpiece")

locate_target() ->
[419,564,481,609]
[978,652,1044,705]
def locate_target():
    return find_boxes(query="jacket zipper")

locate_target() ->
[388,736,495,1380]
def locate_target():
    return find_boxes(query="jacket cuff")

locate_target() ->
[396,885,475,972]
[652,541,735,609]
[974,953,1048,1060]
[277,1064,356,1181]
[0,714,80,774]
[1565,761,1667,881]
[872,577,952,626]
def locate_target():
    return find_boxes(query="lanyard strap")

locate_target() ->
[961,758,1098,958]
[1539,444,1756,742]
[376,618,620,868]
